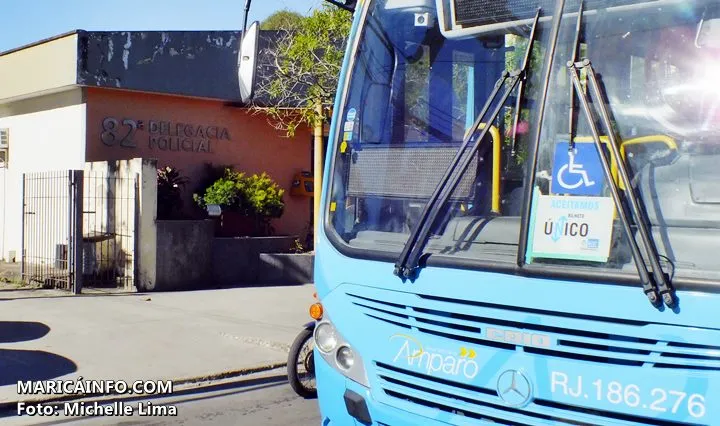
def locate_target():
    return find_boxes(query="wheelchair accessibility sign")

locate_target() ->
[551,142,605,196]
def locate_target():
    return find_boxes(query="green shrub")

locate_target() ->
[244,172,285,219]
[192,163,235,210]
[194,169,246,211]
[194,170,285,236]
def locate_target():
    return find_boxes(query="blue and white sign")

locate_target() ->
[529,195,615,262]
[346,108,357,122]
[551,142,605,196]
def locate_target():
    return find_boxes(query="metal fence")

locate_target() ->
[21,171,82,292]
[21,169,138,292]
[82,171,138,290]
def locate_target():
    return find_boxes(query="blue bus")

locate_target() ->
[243,0,720,424]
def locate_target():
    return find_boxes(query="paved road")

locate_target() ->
[0,369,321,426]
[0,283,316,404]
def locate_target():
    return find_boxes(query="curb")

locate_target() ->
[0,361,287,412]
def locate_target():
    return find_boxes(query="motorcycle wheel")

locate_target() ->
[287,327,317,398]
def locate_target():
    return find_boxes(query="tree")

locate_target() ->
[252,5,351,136]
[251,4,352,247]
[502,33,546,166]
[260,10,304,30]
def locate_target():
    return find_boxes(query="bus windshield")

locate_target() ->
[528,0,720,283]
[326,0,720,284]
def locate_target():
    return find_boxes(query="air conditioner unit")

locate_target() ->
[0,129,8,149]
[0,129,9,168]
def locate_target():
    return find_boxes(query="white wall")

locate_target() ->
[0,89,86,262]
[0,33,78,102]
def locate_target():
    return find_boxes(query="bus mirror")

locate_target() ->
[696,18,720,49]
[238,20,260,104]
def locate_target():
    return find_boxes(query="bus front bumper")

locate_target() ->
[316,353,457,426]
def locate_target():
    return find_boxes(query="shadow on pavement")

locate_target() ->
[0,321,50,343]
[211,282,313,290]
[118,373,292,404]
[0,293,146,302]
[150,282,313,293]
[153,373,292,404]
[0,349,77,386]
[0,288,38,293]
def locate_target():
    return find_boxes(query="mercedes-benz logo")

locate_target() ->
[496,369,533,407]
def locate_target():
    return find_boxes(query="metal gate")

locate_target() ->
[21,170,138,293]
[21,171,83,292]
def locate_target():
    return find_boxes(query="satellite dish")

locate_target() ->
[238,21,260,104]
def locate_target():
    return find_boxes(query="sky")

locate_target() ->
[0,0,325,53]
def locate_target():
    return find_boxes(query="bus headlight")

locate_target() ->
[315,322,338,353]
[314,318,370,388]
[336,346,355,370]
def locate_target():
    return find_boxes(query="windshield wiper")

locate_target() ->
[394,8,542,280]
[568,59,677,309]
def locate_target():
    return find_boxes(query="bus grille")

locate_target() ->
[347,292,720,370]
[346,289,718,425]
[375,361,690,425]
